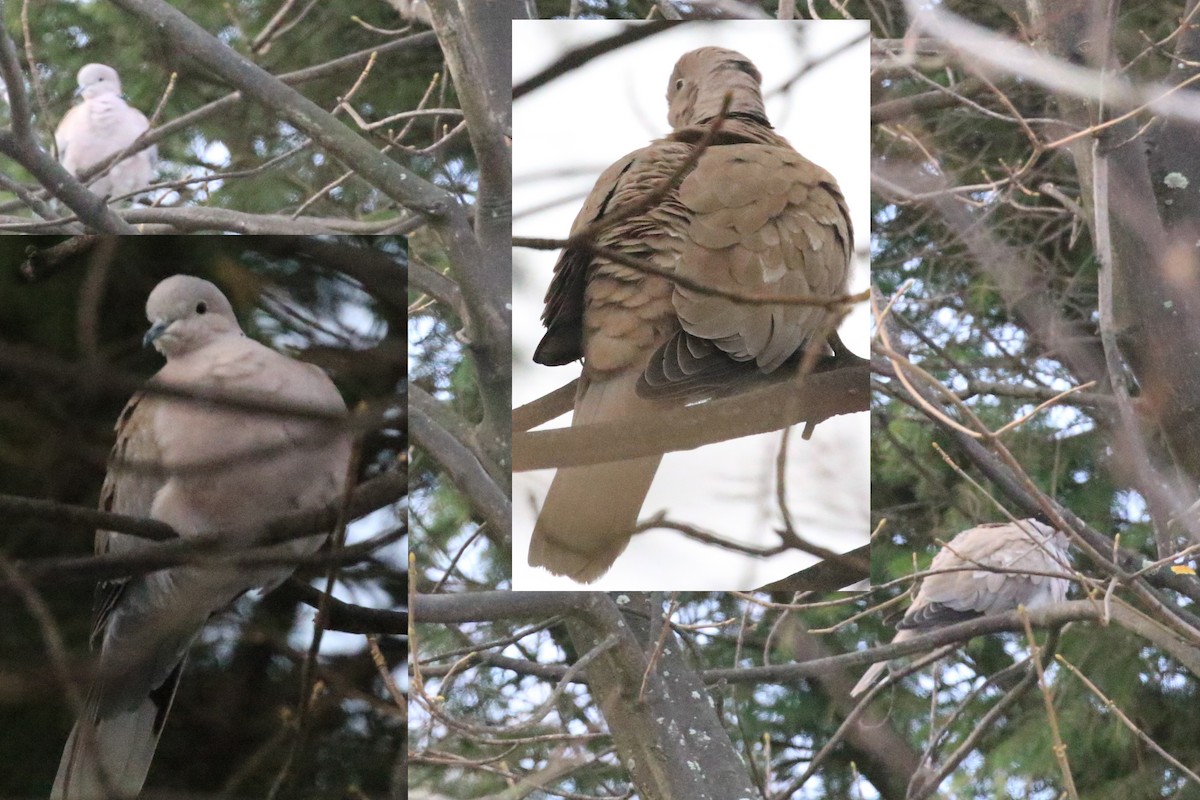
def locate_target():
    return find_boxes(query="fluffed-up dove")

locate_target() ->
[528,47,854,583]
[55,64,157,200]
[52,276,351,799]
[849,517,1071,697]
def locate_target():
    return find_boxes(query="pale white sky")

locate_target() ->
[513,20,870,590]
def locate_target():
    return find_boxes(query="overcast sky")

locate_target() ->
[512,20,871,590]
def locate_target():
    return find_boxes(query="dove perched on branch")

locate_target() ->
[51,276,351,799]
[850,517,1072,697]
[55,64,157,200]
[529,47,854,583]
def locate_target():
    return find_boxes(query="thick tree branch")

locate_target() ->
[563,593,761,799]
[410,383,504,489]
[899,3,1200,125]
[432,3,514,468]
[426,0,514,252]
[107,0,456,217]
[755,543,871,592]
[408,257,465,321]
[120,207,415,235]
[514,362,868,471]
[278,577,406,635]
[512,379,577,433]
[871,76,987,124]
[410,403,511,542]
[779,619,920,800]
[0,207,415,235]
[413,590,586,624]
[703,601,1102,684]
[3,468,406,586]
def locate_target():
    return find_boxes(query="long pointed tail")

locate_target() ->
[849,661,889,698]
[849,629,911,697]
[51,660,183,800]
[528,374,663,583]
[530,452,661,582]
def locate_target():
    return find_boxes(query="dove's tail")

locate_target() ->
[51,661,184,800]
[849,629,912,697]
[529,374,663,583]
[849,661,888,698]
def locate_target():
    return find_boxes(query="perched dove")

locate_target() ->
[849,517,1072,697]
[52,276,351,799]
[55,64,157,200]
[529,47,854,583]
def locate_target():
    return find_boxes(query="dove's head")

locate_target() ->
[667,47,769,131]
[1025,514,1071,552]
[144,275,242,359]
[75,63,122,100]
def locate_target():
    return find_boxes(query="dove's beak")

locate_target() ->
[143,321,168,349]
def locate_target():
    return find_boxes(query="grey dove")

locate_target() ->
[529,47,854,583]
[850,517,1071,697]
[52,276,351,799]
[55,64,156,199]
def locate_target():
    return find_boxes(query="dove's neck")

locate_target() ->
[157,331,245,365]
[673,69,769,130]
[86,94,128,125]
[672,80,778,144]
[82,84,122,100]
[694,110,772,129]
[669,117,791,149]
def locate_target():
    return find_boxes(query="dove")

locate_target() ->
[849,516,1072,697]
[528,47,854,583]
[55,64,157,200]
[51,276,351,799]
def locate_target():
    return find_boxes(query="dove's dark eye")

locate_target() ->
[195,301,207,314]
[674,79,684,91]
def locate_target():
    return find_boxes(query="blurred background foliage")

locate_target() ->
[866,1,1200,798]
[868,0,1179,565]
[0,237,406,797]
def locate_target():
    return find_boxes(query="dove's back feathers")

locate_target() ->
[850,518,1071,697]
[529,47,853,582]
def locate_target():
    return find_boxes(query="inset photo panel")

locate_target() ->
[0,237,406,798]
[512,20,870,590]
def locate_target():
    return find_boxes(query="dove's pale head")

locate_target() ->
[667,47,769,130]
[1028,517,1072,557]
[75,63,122,100]
[144,275,242,359]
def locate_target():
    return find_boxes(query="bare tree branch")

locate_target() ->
[514,362,868,470]
[108,0,456,216]
[5,468,405,586]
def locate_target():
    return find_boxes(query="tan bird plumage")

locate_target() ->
[529,47,854,583]
[52,276,351,799]
[850,517,1072,697]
